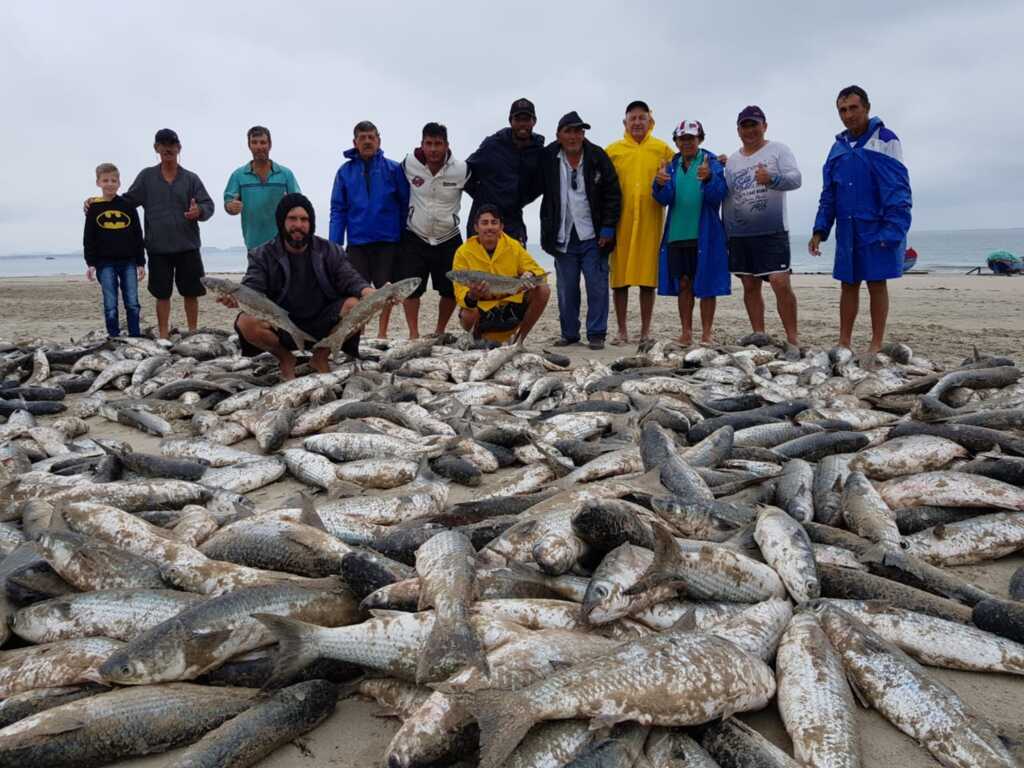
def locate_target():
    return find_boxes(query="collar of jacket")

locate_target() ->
[835,116,883,148]
[622,123,656,146]
[495,127,544,150]
[412,147,453,166]
[343,147,384,162]
[244,160,279,176]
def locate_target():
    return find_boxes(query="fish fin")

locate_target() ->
[416,608,489,684]
[296,495,327,531]
[24,714,89,736]
[844,667,871,708]
[668,607,700,632]
[368,608,409,619]
[470,687,536,768]
[625,523,683,595]
[251,613,322,689]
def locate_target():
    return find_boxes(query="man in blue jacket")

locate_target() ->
[809,85,912,359]
[465,98,545,244]
[329,121,410,338]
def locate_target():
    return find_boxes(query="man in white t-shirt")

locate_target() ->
[722,105,802,356]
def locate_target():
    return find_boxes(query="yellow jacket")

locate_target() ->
[452,233,544,312]
[605,125,673,288]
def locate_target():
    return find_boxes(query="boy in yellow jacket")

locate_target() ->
[453,204,550,345]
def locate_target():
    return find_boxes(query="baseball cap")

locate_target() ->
[557,111,591,131]
[672,120,703,139]
[625,100,651,114]
[509,98,536,119]
[154,128,180,145]
[736,105,767,125]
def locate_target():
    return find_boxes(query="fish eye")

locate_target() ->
[594,585,608,598]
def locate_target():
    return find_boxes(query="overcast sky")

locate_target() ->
[2,0,1021,255]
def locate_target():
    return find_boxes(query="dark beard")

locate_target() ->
[284,230,309,249]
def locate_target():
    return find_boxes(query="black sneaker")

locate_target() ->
[552,338,579,347]
[588,339,605,350]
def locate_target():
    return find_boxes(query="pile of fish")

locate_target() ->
[1,325,1023,768]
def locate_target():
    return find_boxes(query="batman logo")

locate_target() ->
[97,210,131,230]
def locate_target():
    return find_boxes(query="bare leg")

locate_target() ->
[866,280,889,353]
[740,276,765,334]
[310,348,331,374]
[639,287,655,340]
[459,307,480,336]
[403,297,421,339]
[839,281,861,348]
[699,297,716,344]
[183,296,199,332]
[435,296,456,335]
[237,314,297,380]
[677,278,694,345]
[612,287,629,342]
[155,299,171,339]
[512,284,551,345]
[377,305,392,339]
[768,272,799,345]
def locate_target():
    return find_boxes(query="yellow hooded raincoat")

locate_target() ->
[605,125,674,288]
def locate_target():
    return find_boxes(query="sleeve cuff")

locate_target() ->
[599,227,615,240]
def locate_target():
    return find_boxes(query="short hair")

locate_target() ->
[95,162,119,178]
[247,125,271,142]
[475,204,503,224]
[836,85,870,109]
[353,121,379,138]
[422,122,448,142]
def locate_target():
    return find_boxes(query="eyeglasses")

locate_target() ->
[570,168,578,191]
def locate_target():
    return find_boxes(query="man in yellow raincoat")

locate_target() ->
[605,100,674,345]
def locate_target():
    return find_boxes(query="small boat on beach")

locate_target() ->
[902,246,918,273]
[986,250,1022,275]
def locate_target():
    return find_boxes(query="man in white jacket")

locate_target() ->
[398,122,471,338]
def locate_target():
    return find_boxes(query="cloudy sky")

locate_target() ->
[2,0,1021,254]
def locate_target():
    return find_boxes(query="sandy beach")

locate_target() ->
[1,272,1022,767]
[1,272,1022,369]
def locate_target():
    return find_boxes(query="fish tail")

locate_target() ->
[252,613,322,689]
[625,522,684,595]
[470,687,536,768]
[416,609,489,684]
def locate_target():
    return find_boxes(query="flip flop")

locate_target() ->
[610,335,628,346]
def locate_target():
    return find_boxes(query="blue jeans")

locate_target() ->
[553,233,608,342]
[97,262,141,337]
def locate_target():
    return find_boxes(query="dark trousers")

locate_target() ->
[97,262,141,337]
[553,231,608,342]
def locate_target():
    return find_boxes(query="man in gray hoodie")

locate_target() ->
[124,128,215,338]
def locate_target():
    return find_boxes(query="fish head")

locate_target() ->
[581,577,627,624]
[99,638,188,685]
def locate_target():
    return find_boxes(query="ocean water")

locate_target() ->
[2,228,1022,278]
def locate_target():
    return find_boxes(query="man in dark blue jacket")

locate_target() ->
[809,85,912,360]
[465,98,545,244]
[329,121,410,338]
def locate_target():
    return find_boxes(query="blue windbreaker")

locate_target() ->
[328,148,410,246]
[652,149,731,299]
[812,117,912,283]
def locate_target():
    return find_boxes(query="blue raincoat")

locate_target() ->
[328,148,410,246]
[652,149,731,299]
[812,116,912,283]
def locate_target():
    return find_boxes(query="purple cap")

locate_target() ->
[736,105,766,125]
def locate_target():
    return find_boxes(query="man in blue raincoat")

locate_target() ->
[809,85,912,357]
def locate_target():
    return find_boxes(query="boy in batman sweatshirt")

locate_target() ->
[83,162,146,337]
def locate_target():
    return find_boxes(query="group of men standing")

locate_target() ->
[89,84,911,369]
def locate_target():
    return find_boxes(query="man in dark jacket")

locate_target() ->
[539,112,621,349]
[218,193,374,379]
[465,98,545,244]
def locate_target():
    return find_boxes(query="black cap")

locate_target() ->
[557,111,591,132]
[736,105,767,125]
[509,98,536,119]
[154,128,180,145]
[625,100,651,114]
[276,193,315,241]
